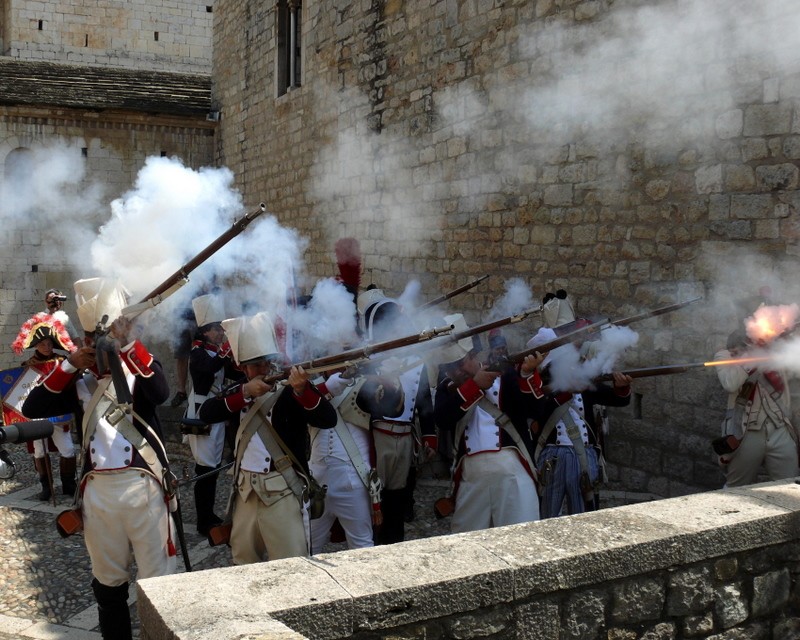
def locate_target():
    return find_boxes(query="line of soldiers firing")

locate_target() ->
[2,209,794,640]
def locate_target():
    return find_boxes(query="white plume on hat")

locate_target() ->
[192,294,226,328]
[222,312,280,365]
[74,278,129,332]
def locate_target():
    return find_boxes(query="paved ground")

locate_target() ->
[0,406,453,639]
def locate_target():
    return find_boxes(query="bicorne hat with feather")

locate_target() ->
[12,312,75,355]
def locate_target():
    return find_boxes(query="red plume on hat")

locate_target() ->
[12,312,75,355]
[335,237,361,296]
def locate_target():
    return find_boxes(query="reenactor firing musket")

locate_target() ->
[593,356,772,382]
[418,275,489,310]
[89,203,267,573]
[263,324,456,383]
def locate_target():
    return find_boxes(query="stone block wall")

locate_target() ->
[210,0,800,496]
[1,0,213,72]
[137,479,800,639]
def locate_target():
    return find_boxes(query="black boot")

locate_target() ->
[34,456,52,501]
[60,456,78,497]
[194,464,222,536]
[92,578,132,640]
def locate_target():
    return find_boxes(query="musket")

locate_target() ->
[265,324,456,382]
[592,356,772,382]
[449,306,542,342]
[122,203,268,317]
[594,362,707,381]
[418,275,489,310]
[177,461,234,487]
[608,296,703,328]
[488,318,610,370]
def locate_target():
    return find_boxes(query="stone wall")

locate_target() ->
[0,106,215,380]
[210,0,800,496]
[1,0,213,72]
[137,479,800,639]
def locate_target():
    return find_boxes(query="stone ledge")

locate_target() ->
[137,479,800,639]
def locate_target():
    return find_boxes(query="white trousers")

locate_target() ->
[309,457,373,552]
[452,449,539,534]
[83,469,176,586]
[186,421,226,467]
[33,423,75,458]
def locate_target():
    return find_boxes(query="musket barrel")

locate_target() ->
[267,323,455,381]
[449,306,542,342]
[138,203,267,303]
[593,362,707,382]
[496,318,609,368]
[609,296,703,328]
[419,275,489,309]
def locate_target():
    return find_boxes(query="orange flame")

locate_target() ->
[703,356,771,368]
[745,304,800,344]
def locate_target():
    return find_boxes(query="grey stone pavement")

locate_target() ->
[0,405,454,640]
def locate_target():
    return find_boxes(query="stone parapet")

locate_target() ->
[137,479,800,639]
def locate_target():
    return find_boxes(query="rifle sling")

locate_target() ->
[329,393,374,491]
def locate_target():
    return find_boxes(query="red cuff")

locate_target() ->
[554,392,573,405]
[614,385,632,398]
[292,384,322,410]
[43,360,79,393]
[423,435,438,450]
[457,378,483,411]
[520,370,545,398]
[120,340,154,378]
[224,389,247,413]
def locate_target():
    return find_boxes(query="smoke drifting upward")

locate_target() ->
[512,0,800,150]
[0,140,104,256]
[308,87,443,269]
[90,156,312,345]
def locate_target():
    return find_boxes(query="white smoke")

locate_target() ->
[0,140,104,256]
[285,278,360,360]
[546,325,640,392]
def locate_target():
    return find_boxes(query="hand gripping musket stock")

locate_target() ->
[418,275,489,310]
[265,324,456,383]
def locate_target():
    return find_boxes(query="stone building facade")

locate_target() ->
[0,0,215,368]
[0,0,213,72]
[211,0,800,496]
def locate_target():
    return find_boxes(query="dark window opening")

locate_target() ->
[154,31,159,41]
[81,148,88,157]
[277,0,302,97]
[160,151,167,157]
[84,34,88,47]
[206,6,213,12]
[38,20,43,30]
